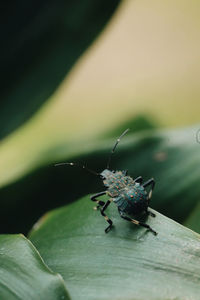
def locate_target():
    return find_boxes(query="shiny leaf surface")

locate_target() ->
[29,195,200,300]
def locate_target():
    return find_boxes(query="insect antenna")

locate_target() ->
[55,162,99,176]
[106,128,130,169]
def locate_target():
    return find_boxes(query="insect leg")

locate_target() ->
[90,191,106,210]
[118,209,157,235]
[143,178,155,192]
[100,200,113,233]
[143,178,156,217]
[122,170,128,176]
[134,176,143,184]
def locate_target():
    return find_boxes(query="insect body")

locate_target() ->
[56,129,157,235]
[90,129,157,235]
[102,170,148,215]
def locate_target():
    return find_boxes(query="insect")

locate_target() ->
[55,129,157,235]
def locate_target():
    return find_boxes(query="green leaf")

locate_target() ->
[0,234,70,300]
[29,195,200,300]
[184,202,200,233]
[0,0,120,138]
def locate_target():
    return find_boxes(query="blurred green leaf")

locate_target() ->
[29,195,200,300]
[0,0,120,138]
[103,114,157,138]
[184,202,200,233]
[0,234,70,299]
[0,124,199,234]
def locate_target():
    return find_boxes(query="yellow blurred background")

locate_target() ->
[0,0,200,187]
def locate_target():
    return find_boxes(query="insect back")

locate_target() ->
[113,182,148,215]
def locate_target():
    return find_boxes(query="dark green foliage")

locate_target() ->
[0,0,120,138]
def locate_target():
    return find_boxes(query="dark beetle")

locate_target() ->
[56,129,157,235]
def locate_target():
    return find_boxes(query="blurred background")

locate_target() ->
[0,0,200,234]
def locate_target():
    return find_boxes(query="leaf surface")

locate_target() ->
[29,195,200,300]
[0,234,70,300]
